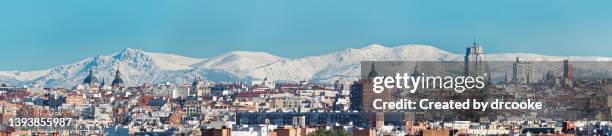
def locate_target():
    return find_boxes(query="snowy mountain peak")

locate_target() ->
[221,51,281,59]
[111,48,203,71]
[0,44,610,87]
[113,48,146,59]
[198,51,282,70]
[122,48,141,53]
[395,44,450,53]
[363,44,386,49]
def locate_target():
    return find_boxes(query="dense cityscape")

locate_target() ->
[0,44,611,136]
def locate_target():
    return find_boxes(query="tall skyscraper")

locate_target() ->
[512,57,533,83]
[563,59,574,87]
[465,42,487,77]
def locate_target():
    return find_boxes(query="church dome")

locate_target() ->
[111,69,125,87]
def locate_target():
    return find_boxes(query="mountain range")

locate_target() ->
[1,44,611,88]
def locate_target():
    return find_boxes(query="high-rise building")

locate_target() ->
[512,57,533,83]
[465,42,486,77]
[349,81,363,111]
[351,62,390,112]
[563,59,574,87]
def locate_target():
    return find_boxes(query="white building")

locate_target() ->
[465,43,486,77]
[512,57,534,83]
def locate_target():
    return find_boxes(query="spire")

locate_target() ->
[111,67,125,88]
[367,62,378,79]
[411,63,420,77]
[192,76,201,87]
[414,63,419,74]
[516,57,520,62]
[487,72,492,85]
[504,73,508,84]
[101,77,106,86]
[83,68,99,85]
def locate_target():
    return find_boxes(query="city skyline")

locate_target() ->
[1,0,612,70]
[2,43,611,89]
[1,1,611,135]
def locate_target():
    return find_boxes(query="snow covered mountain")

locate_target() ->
[0,44,610,88]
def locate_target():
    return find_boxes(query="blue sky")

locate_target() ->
[1,0,611,71]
